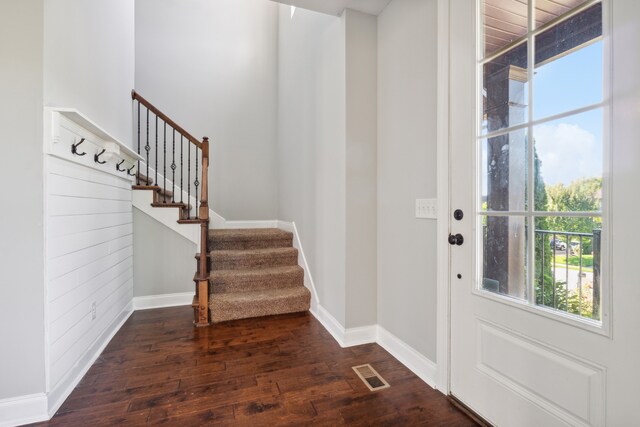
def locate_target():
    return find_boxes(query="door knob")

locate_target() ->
[448,233,464,246]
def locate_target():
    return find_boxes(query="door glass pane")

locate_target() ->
[481,215,528,301]
[482,42,528,135]
[481,129,528,212]
[533,109,603,212]
[482,0,528,57]
[534,216,602,320]
[534,5,603,120]
[535,0,597,30]
[534,41,603,119]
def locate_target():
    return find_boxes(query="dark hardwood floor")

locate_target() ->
[32,307,478,426]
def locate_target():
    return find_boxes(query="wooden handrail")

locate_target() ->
[131,89,211,326]
[131,90,203,149]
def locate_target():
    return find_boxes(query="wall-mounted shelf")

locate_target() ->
[44,108,143,179]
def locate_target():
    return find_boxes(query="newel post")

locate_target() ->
[195,137,210,327]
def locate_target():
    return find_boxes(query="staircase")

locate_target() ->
[200,229,310,322]
[130,90,310,326]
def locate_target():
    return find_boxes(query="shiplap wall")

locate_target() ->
[45,155,134,398]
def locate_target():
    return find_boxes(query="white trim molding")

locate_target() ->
[311,305,378,348]
[133,292,194,310]
[310,306,438,389]
[1,303,134,427]
[0,394,48,427]
[435,0,451,394]
[377,326,438,389]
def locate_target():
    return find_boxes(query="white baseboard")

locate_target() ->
[47,302,134,418]
[133,292,194,310]
[311,305,377,348]
[4,295,186,426]
[377,326,437,389]
[312,305,347,346]
[311,305,437,389]
[0,393,48,427]
[2,302,134,427]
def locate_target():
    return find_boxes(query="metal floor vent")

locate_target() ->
[352,364,390,391]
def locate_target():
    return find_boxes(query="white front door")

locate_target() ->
[449,0,640,425]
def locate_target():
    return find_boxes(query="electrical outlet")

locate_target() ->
[416,198,437,219]
[91,302,97,320]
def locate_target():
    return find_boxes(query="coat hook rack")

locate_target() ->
[127,164,136,176]
[71,138,86,156]
[94,149,107,164]
[116,159,126,172]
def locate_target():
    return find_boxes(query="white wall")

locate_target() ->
[377,0,439,361]
[345,9,377,328]
[278,5,377,328]
[277,5,347,324]
[0,0,135,420]
[0,0,46,402]
[135,0,280,220]
[133,208,196,297]
[43,0,135,148]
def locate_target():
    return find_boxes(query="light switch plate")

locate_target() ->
[416,198,437,219]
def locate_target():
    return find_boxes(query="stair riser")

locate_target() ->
[210,292,310,323]
[211,269,303,294]
[209,237,293,251]
[212,252,298,270]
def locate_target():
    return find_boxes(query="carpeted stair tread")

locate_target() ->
[211,247,298,270]
[209,286,311,323]
[210,265,304,293]
[209,228,293,250]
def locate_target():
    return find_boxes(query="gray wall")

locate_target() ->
[377,0,439,361]
[277,5,377,328]
[133,208,196,297]
[135,0,280,220]
[0,0,135,403]
[277,5,347,324]
[44,0,135,147]
[345,9,377,328]
[0,0,46,401]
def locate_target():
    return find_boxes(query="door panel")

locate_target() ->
[449,0,640,425]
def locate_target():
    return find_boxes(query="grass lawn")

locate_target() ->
[554,254,594,272]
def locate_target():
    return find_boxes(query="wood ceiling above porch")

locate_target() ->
[483,0,591,56]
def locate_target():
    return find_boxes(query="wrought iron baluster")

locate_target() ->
[565,233,569,312]
[155,115,158,187]
[137,101,140,185]
[578,235,583,316]
[552,232,557,309]
[195,149,199,219]
[180,135,184,204]
[171,129,176,203]
[187,142,191,219]
[539,232,544,306]
[163,122,167,203]
[145,109,150,183]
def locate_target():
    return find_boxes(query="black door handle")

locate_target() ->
[448,233,464,246]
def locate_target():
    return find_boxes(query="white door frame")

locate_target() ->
[435,0,452,394]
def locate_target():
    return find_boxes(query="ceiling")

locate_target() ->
[484,0,589,55]
[269,0,393,16]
